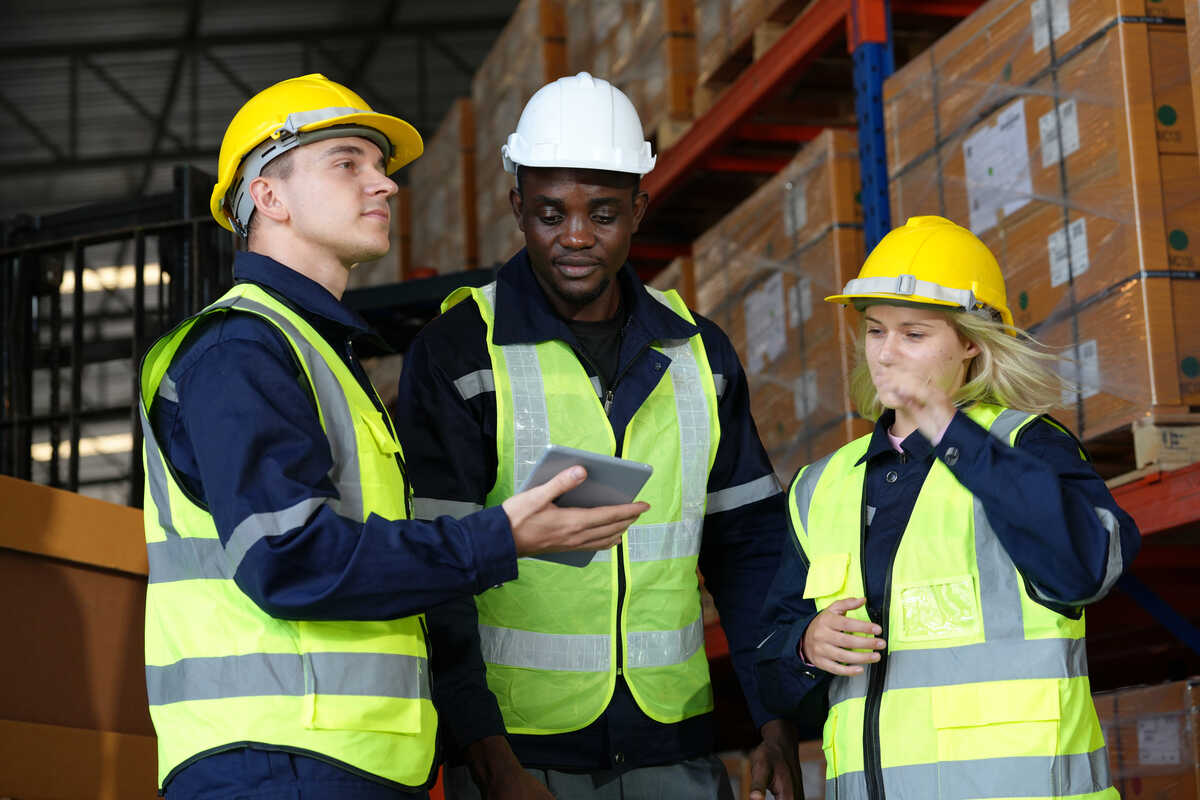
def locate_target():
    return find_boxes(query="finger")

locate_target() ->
[528,466,588,505]
[812,655,868,676]
[747,746,770,800]
[825,597,868,616]
[830,631,886,651]
[820,644,881,664]
[835,616,883,636]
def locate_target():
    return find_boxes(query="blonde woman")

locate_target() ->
[756,216,1139,799]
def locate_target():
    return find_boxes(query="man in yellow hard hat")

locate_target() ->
[138,73,648,800]
[395,73,803,800]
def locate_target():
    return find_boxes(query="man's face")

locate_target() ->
[271,135,397,268]
[511,167,648,320]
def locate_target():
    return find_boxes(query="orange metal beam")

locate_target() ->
[1111,462,1200,536]
[641,0,850,209]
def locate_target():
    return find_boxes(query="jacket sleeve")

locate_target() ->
[170,314,517,622]
[933,411,1140,606]
[694,320,791,730]
[393,309,509,754]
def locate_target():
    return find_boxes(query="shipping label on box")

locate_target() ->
[744,271,788,374]
[1030,0,1071,53]
[1048,217,1090,287]
[964,100,1034,234]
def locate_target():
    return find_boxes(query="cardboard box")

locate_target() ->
[409,99,477,274]
[472,0,566,267]
[693,130,872,480]
[1093,678,1200,800]
[565,0,697,141]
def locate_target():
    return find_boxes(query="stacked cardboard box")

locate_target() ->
[408,99,477,274]
[649,254,697,308]
[691,129,871,480]
[1093,678,1200,799]
[471,0,567,267]
[1189,0,1200,157]
[884,0,1199,441]
[565,0,697,148]
[695,0,805,86]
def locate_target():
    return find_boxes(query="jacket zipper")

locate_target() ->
[861,490,905,799]
[346,336,413,518]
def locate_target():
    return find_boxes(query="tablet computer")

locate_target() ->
[520,445,653,567]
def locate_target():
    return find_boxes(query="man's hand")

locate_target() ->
[748,719,804,800]
[802,597,886,676]
[502,466,649,557]
[463,735,554,800]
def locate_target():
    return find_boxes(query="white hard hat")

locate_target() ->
[501,72,656,177]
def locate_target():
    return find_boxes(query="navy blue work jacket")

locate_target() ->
[755,408,1141,722]
[148,251,517,796]
[394,250,789,771]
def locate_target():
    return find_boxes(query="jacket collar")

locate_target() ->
[856,409,935,465]
[232,250,372,335]
[491,248,699,347]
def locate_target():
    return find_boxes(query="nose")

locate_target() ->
[368,168,398,199]
[876,332,898,365]
[559,213,595,249]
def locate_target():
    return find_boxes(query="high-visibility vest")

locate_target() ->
[139,283,437,790]
[441,282,722,734]
[790,403,1117,799]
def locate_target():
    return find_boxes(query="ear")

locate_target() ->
[509,185,525,233]
[248,175,290,225]
[630,190,649,234]
[962,337,981,359]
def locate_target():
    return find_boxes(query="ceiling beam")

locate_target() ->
[0,16,511,60]
[0,149,218,177]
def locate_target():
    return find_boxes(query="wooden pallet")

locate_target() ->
[1104,417,1200,488]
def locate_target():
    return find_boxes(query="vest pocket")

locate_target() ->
[803,553,851,600]
[894,575,982,643]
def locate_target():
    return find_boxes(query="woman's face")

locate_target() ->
[863,304,979,409]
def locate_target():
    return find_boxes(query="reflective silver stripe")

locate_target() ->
[158,375,179,403]
[478,624,610,672]
[139,406,181,541]
[829,634,1089,707]
[974,493,1025,641]
[866,505,877,526]
[713,373,728,400]
[454,369,495,401]
[147,536,231,582]
[1031,506,1123,606]
[988,407,1033,444]
[216,295,365,522]
[412,497,484,521]
[225,496,329,570]
[591,375,604,400]
[626,617,705,669]
[840,274,977,311]
[482,283,552,493]
[830,749,1111,799]
[626,520,701,562]
[706,474,781,514]
[791,451,835,537]
[146,651,430,705]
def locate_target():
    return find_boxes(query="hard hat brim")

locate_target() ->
[210,110,423,233]
[824,291,1016,330]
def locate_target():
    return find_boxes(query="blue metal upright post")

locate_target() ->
[849,0,895,251]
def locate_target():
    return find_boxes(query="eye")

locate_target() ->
[539,214,563,225]
[336,160,354,170]
[906,331,925,340]
[866,327,882,336]
[592,214,616,224]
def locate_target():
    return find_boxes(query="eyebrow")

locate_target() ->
[864,315,935,327]
[321,143,386,170]
[530,195,625,207]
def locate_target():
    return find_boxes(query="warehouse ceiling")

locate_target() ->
[0,0,520,220]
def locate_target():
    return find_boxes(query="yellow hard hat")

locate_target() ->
[825,215,1013,329]
[210,73,423,236]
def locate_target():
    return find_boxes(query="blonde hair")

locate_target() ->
[848,308,1071,421]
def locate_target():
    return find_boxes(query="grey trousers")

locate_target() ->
[444,754,736,800]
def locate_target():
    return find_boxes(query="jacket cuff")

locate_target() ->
[467,505,519,593]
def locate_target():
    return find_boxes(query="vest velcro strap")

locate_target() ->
[626,617,704,669]
[830,636,1088,706]
[706,474,781,515]
[146,651,431,705]
[479,625,611,672]
[829,746,1112,798]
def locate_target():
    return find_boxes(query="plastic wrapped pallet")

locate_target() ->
[1093,678,1200,799]
[408,99,477,274]
[883,1,1199,442]
[649,254,698,308]
[472,0,566,267]
[692,129,871,481]
[1189,0,1200,157]
[565,0,696,148]
[695,0,805,97]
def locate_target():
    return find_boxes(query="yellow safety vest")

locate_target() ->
[790,403,1116,799]
[441,282,722,734]
[139,283,437,790]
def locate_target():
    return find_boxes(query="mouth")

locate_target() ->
[553,258,603,278]
[363,209,390,224]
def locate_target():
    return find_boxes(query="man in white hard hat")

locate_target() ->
[396,73,803,800]
[138,73,648,800]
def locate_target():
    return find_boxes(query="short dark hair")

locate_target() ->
[515,165,640,199]
[244,149,298,241]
